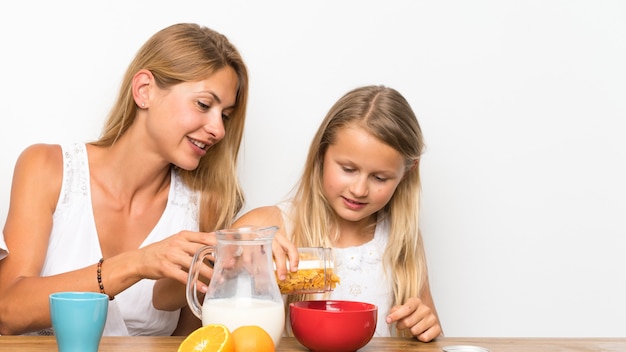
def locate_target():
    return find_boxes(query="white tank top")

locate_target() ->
[325,220,395,337]
[16,143,199,336]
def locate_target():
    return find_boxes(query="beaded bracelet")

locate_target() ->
[97,258,115,300]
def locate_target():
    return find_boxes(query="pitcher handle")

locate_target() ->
[186,245,215,320]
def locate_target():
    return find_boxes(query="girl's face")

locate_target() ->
[322,126,406,227]
[146,66,238,170]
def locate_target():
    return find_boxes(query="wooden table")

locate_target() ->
[0,336,625,351]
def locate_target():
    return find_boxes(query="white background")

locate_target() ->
[1,0,624,337]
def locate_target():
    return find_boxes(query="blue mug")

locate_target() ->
[49,292,109,352]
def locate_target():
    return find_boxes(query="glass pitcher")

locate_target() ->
[186,226,285,347]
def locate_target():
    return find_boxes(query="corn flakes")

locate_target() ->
[277,269,340,294]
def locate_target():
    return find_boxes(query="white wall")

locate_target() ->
[1,0,624,337]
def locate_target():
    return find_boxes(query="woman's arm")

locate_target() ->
[0,144,218,335]
[0,144,118,334]
[171,305,201,336]
[153,278,187,311]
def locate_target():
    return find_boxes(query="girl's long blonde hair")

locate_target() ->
[287,85,426,337]
[92,23,248,231]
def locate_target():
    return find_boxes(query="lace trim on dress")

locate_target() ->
[60,143,89,205]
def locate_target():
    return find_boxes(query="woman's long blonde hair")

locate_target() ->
[288,85,426,337]
[92,23,248,231]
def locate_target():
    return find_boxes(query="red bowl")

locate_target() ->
[289,300,377,352]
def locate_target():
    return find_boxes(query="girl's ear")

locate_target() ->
[132,69,153,109]
[408,158,419,172]
[402,159,419,180]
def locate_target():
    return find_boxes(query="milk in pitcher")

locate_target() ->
[201,297,285,347]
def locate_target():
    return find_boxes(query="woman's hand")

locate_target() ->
[138,230,217,286]
[147,231,217,314]
[387,296,442,342]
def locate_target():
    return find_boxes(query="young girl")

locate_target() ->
[0,23,295,336]
[233,85,442,341]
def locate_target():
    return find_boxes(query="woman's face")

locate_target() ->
[146,66,238,170]
[322,126,406,227]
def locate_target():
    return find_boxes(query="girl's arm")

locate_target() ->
[232,206,299,280]
[387,277,443,342]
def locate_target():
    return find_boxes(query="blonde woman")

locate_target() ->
[0,23,295,337]
[234,85,442,341]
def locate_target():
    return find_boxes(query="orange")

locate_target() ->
[177,324,235,352]
[231,325,275,352]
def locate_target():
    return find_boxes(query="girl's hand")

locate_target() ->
[229,205,298,280]
[387,297,442,342]
[272,230,299,280]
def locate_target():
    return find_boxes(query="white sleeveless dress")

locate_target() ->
[0,143,200,336]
